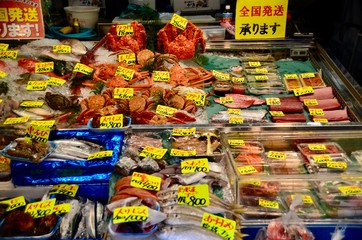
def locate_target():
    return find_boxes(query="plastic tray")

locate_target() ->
[297,142,345,157]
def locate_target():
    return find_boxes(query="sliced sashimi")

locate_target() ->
[299,86,334,101]
[306,98,341,111]
[269,101,304,113]
[214,93,265,109]
[271,113,307,122]
[113,187,159,201]
[312,108,349,121]
[279,96,300,102]
[114,176,132,192]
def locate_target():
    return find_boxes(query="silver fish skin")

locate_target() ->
[172,172,207,185]
[162,205,209,218]
[165,213,203,227]
[60,200,82,239]
[156,225,223,240]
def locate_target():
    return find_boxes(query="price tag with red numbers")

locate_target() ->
[116,24,134,36]
[25,198,56,218]
[35,62,54,73]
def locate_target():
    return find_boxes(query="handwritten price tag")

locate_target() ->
[308,144,327,151]
[212,70,230,80]
[186,92,206,106]
[255,68,268,73]
[181,158,209,173]
[115,66,135,80]
[219,96,233,104]
[339,186,362,195]
[229,116,244,124]
[313,118,328,123]
[0,196,26,211]
[266,98,281,105]
[291,194,313,204]
[26,81,48,91]
[178,184,209,207]
[228,139,245,146]
[0,70,8,78]
[153,71,170,82]
[267,151,287,160]
[20,101,44,108]
[0,43,9,51]
[99,114,123,128]
[237,165,258,175]
[156,104,177,117]
[300,72,315,78]
[47,77,66,86]
[53,203,71,215]
[73,63,94,75]
[293,86,314,96]
[0,50,18,59]
[24,120,55,143]
[227,108,241,115]
[309,109,324,116]
[327,161,347,169]
[303,99,318,106]
[170,149,197,157]
[254,75,269,81]
[25,198,56,218]
[49,184,79,197]
[248,61,261,67]
[202,213,236,240]
[114,87,134,99]
[269,111,284,117]
[113,206,148,224]
[312,154,332,163]
[130,172,162,191]
[170,14,188,30]
[3,116,29,125]
[118,53,136,65]
[139,146,167,159]
[231,77,245,83]
[259,198,279,209]
[53,45,71,54]
[284,74,298,79]
[116,24,134,36]
[35,62,54,73]
[87,150,113,160]
[172,127,196,136]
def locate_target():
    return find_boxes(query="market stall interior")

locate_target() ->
[0,0,362,239]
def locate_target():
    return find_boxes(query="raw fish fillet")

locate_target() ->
[214,94,265,109]
[312,108,349,121]
[306,98,341,111]
[269,101,304,113]
[279,96,300,102]
[272,113,307,122]
[299,86,334,101]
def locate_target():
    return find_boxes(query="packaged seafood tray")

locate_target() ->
[265,151,308,175]
[228,65,243,77]
[281,190,326,219]
[282,74,304,92]
[241,61,278,69]
[297,142,345,158]
[239,180,280,199]
[299,72,326,89]
[230,151,268,177]
[247,85,286,95]
[246,74,281,82]
[239,53,275,62]
[244,67,279,75]
[227,140,265,153]
[306,153,357,174]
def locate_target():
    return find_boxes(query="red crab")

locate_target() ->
[157,21,206,59]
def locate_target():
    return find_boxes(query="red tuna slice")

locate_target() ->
[312,108,349,121]
[306,98,341,111]
[271,113,307,122]
[299,86,334,101]
[279,96,300,102]
[214,94,265,109]
[269,101,304,113]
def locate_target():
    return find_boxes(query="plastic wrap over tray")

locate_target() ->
[10,130,124,186]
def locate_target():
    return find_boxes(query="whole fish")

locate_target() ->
[156,225,223,240]
[165,213,204,227]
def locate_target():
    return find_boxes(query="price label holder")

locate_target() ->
[170,14,188,30]
[231,77,245,83]
[0,43,9,51]
[201,212,236,240]
[49,184,79,197]
[186,92,206,106]
[0,196,26,211]
[99,114,124,128]
[313,118,328,123]
[156,105,177,117]
[327,161,347,169]
[113,206,148,224]
[309,109,324,116]
[130,172,162,191]
[248,61,261,67]
[25,198,56,218]
[114,88,134,99]
[170,149,196,157]
[291,194,313,204]
[139,146,167,159]
[153,71,170,82]
[53,203,71,215]
[284,74,298,79]
[181,158,209,173]
[300,72,315,78]
[254,75,269,81]
[88,150,113,160]
[255,68,268,73]
[0,70,8,78]
[172,127,196,136]
[177,184,209,207]
[227,108,241,115]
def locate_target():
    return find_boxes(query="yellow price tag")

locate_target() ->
[309,109,324,116]
[303,99,318,106]
[73,63,94,75]
[266,98,281,105]
[48,184,79,197]
[269,111,284,117]
[99,114,124,128]
[0,70,8,78]
[26,80,48,91]
[202,213,236,240]
[308,144,326,151]
[312,154,332,163]
[227,108,241,115]
[284,74,298,79]
[338,186,362,195]
[267,151,287,160]
[212,70,230,80]
[114,87,134,99]
[53,203,71,215]
[248,61,261,67]
[254,75,269,81]
[25,198,56,218]
[139,146,167,159]
[181,158,209,173]
[0,50,18,59]
[170,149,197,157]
[30,120,55,127]
[255,68,268,73]
[118,53,136,65]
[116,24,134,36]
[231,77,245,83]
[170,14,188,30]
[327,161,347,169]
[229,116,244,124]
[172,127,196,136]
[0,196,26,212]
[47,77,66,86]
[153,71,170,82]
[0,43,9,51]
[3,116,29,125]
[130,172,162,191]
[219,96,233,104]
[293,86,314,96]
[20,101,44,108]
[178,184,209,207]
[87,150,113,160]
[259,198,279,209]
[115,66,135,81]
[228,139,245,146]
[53,45,72,54]
[24,120,55,143]
[237,165,258,175]
[113,206,148,224]
[301,72,315,78]
[291,194,313,204]
[156,104,177,117]
[186,92,206,106]
[35,62,54,73]
[313,118,328,123]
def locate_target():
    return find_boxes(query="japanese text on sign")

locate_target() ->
[0,0,45,39]
[312,154,332,163]
[153,71,170,82]
[267,151,286,160]
[88,150,113,160]
[47,77,66,87]
[220,96,233,104]
[228,139,245,146]
[202,213,236,240]
[269,111,284,117]
[212,70,230,80]
[0,196,26,211]
[339,186,362,195]
[24,120,55,143]
[115,66,135,81]
[53,203,71,215]
[172,127,196,136]
[113,206,148,224]
[48,184,79,197]
[25,198,56,218]
[303,99,318,106]
[229,116,244,124]
[99,114,123,128]
[130,172,162,191]
[227,108,241,115]
[73,63,94,75]
[186,92,206,106]
[293,86,314,96]
[170,14,188,30]
[308,144,326,151]
[139,146,167,159]
[3,116,29,125]
[156,104,177,117]
[26,80,47,91]
[0,70,8,78]
[170,149,196,157]
[0,50,18,59]
[114,87,134,99]
[266,98,281,105]
[53,45,71,54]
[236,0,288,40]
[116,24,134,36]
[259,198,279,209]
[178,184,209,207]
[238,165,258,175]
[35,61,54,73]
[181,158,210,173]
[118,53,136,65]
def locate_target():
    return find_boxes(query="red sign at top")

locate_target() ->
[0,0,45,39]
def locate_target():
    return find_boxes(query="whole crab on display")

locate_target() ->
[105,21,147,53]
[157,21,206,59]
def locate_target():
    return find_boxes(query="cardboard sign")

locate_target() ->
[0,0,45,39]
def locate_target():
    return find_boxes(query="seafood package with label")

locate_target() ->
[266,151,307,175]
[239,195,287,219]
[306,153,355,174]
[297,142,345,158]
[299,72,326,89]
